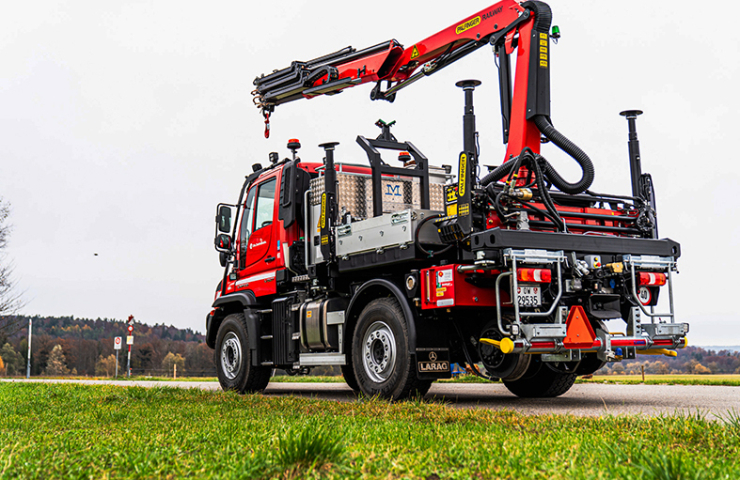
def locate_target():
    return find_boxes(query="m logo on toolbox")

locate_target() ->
[417,348,449,373]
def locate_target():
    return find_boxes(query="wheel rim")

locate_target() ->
[220,332,242,380]
[362,320,397,383]
[478,327,507,372]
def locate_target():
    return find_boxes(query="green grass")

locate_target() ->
[23,372,740,387]
[0,384,738,479]
[578,374,740,387]
[268,373,740,387]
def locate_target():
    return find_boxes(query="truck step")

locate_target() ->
[261,361,274,366]
[260,335,274,340]
[292,274,310,283]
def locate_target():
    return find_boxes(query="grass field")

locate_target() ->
[267,374,740,387]
[20,373,740,387]
[579,374,740,387]
[0,383,738,479]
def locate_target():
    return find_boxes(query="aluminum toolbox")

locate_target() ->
[335,209,443,257]
[310,164,449,220]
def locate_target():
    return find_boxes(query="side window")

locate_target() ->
[239,177,276,268]
[254,178,276,231]
[239,187,257,268]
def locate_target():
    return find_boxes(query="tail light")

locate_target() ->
[638,272,666,286]
[517,268,552,283]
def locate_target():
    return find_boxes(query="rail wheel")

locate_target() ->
[478,322,531,381]
[215,313,271,393]
[352,298,430,400]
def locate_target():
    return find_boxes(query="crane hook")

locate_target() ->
[263,111,271,139]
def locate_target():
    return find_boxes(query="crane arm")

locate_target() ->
[252,1,552,145]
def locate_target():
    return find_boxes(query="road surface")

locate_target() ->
[5,378,738,419]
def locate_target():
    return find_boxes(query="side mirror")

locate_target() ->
[216,205,232,233]
[219,251,228,267]
[214,233,232,252]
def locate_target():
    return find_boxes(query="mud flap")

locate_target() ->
[416,347,451,379]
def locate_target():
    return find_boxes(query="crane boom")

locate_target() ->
[253,0,553,161]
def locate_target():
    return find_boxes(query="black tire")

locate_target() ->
[341,364,360,392]
[351,298,429,400]
[478,322,531,381]
[503,355,577,398]
[215,313,271,393]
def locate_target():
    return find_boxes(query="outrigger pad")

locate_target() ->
[563,305,596,349]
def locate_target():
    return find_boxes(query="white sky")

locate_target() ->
[2,1,739,345]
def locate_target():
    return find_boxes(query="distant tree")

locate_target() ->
[611,363,625,375]
[95,354,119,377]
[692,362,711,375]
[161,352,185,377]
[44,344,70,376]
[0,343,23,376]
[0,198,23,319]
[134,344,154,370]
[185,342,215,375]
[646,360,670,375]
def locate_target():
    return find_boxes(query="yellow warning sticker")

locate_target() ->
[458,153,467,197]
[320,193,327,229]
[456,16,481,35]
[540,32,548,39]
[459,203,470,216]
[447,204,457,216]
[410,45,420,59]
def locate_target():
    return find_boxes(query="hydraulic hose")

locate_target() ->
[533,116,594,194]
[415,213,453,256]
[480,115,594,195]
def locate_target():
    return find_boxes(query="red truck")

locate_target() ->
[206,0,686,400]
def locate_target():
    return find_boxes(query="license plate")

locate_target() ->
[517,284,542,307]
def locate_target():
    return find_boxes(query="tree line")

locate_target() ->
[597,346,740,375]
[0,315,738,377]
[0,315,215,377]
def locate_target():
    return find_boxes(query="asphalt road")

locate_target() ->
[6,378,739,419]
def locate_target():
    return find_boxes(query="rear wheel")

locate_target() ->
[215,313,271,393]
[503,355,577,398]
[341,364,360,392]
[352,298,429,400]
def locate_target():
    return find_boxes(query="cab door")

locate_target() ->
[235,175,280,297]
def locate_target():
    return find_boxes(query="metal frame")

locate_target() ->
[494,249,565,336]
[623,254,676,322]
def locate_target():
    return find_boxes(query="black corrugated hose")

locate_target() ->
[480,115,594,195]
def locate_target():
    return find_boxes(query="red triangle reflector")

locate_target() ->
[564,305,596,348]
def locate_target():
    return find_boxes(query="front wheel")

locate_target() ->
[215,313,271,393]
[341,364,360,392]
[503,355,577,398]
[351,298,430,400]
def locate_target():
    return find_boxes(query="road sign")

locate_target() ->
[127,324,134,334]
[126,336,134,345]
[114,336,122,350]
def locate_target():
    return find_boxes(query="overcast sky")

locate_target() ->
[2,1,739,345]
